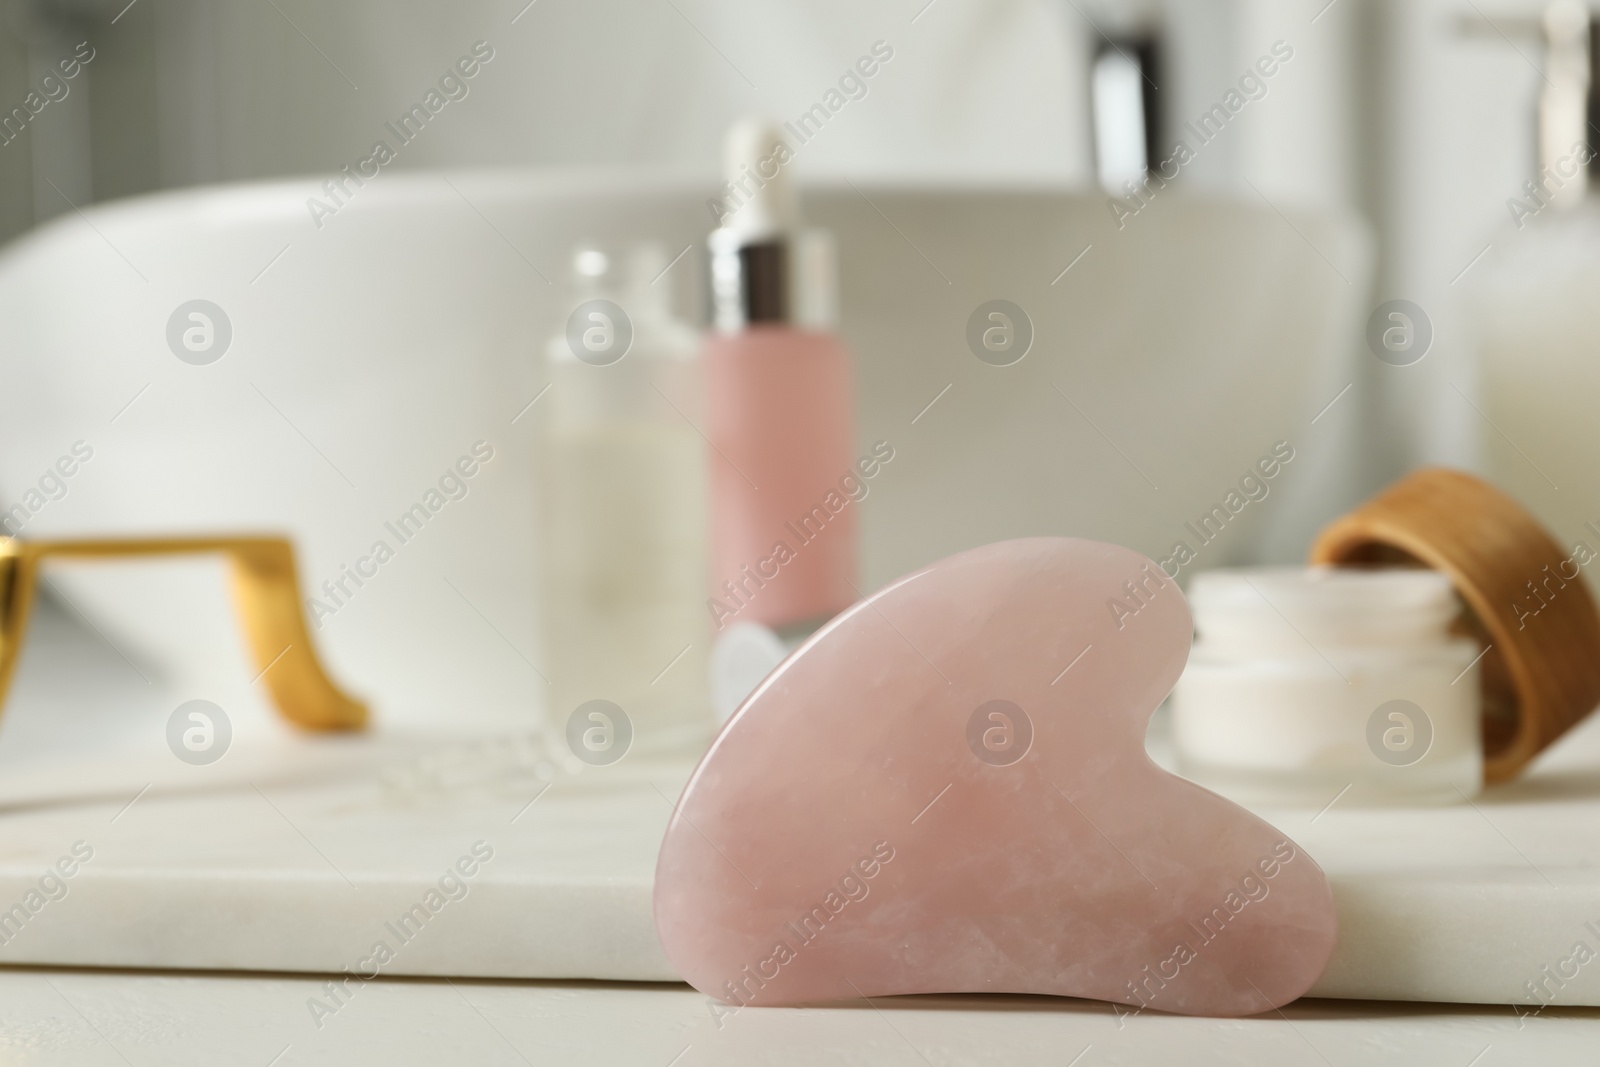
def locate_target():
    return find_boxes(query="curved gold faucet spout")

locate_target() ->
[0,536,368,732]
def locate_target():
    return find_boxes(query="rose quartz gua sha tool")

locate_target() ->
[654,538,1337,1016]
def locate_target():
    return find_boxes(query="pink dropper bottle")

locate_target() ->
[704,121,859,635]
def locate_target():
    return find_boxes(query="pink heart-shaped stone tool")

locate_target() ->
[655,538,1337,1016]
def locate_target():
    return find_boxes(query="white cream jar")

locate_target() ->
[1172,567,1483,806]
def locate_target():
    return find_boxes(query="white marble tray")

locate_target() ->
[1,721,1598,1014]
[2,605,1598,1010]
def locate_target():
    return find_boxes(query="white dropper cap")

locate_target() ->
[719,120,800,242]
[709,119,837,331]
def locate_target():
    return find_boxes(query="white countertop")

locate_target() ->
[1,970,1596,1065]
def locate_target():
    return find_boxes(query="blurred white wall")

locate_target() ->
[2,0,1098,238]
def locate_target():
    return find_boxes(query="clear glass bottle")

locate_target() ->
[537,244,711,756]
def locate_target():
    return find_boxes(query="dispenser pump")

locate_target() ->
[1538,0,1595,210]
[1460,1,1600,212]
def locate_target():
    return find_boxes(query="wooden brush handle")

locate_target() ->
[1311,468,1600,782]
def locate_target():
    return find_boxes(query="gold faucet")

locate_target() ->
[0,536,368,731]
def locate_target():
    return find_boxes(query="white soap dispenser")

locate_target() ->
[1474,1,1600,550]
